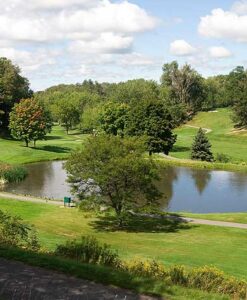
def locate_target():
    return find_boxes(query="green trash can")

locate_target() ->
[64,197,71,207]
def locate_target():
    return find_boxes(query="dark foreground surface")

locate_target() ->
[0,258,159,300]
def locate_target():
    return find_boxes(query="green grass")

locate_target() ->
[182,212,247,224]
[0,125,87,164]
[0,245,229,300]
[0,198,246,281]
[171,108,247,164]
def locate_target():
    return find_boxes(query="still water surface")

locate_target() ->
[2,161,247,213]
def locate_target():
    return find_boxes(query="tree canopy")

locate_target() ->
[9,98,52,147]
[65,135,161,225]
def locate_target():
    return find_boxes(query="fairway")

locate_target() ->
[0,125,86,164]
[171,108,247,163]
[0,198,246,280]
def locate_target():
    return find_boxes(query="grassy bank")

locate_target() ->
[0,198,246,280]
[170,108,247,164]
[0,125,86,164]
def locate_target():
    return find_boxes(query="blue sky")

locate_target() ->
[0,0,246,90]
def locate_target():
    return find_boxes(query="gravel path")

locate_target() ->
[0,258,160,300]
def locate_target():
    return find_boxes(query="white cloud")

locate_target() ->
[69,33,133,54]
[0,47,57,71]
[170,39,196,56]
[209,46,232,58]
[119,52,154,66]
[231,0,247,15]
[198,8,247,42]
[0,0,158,43]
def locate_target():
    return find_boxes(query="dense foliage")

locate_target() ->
[9,98,52,147]
[65,135,161,225]
[0,209,39,250]
[126,100,177,155]
[0,58,32,130]
[191,128,214,162]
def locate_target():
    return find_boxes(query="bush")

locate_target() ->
[187,266,246,298]
[215,153,231,163]
[123,259,166,280]
[54,235,121,267]
[0,209,40,251]
[0,163,27,183]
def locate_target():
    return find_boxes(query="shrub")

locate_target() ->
[0,209,40,251]
[215,153,231,163]
[168,265,188,285]
[0,163,27,183]
[54,235,121,267]
[187,266,247,298]
[123,259,166,280]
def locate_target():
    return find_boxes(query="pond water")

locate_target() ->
[2,161,247,213]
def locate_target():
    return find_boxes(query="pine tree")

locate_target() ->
[191,128,214,162]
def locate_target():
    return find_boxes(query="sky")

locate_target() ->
[1,0,247,91]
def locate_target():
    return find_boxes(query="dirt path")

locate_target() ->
[184,125,212,134]
[0,258,159,300]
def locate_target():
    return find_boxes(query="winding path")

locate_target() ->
[0,258,159,300]
[184,125,212,134]
[0,192,246,229]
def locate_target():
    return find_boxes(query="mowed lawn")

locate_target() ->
[0,125,87,164]
[0,198,246,280]
[171,108,247,163]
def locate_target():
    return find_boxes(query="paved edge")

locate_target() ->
[184,217,247,229]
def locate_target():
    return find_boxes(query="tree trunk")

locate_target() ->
[25,139,29,147]
[149,150,152,156]
[33,140,36,148]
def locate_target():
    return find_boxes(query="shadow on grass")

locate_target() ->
[90,214,192,233]
[172,145,191,153]
[35,145,71,153]
[45,136,63,141]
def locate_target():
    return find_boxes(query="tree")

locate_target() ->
[0,58,32,130]
[99,102,129,136]
[65,135,161,226]
[126,100,177,155]
[191,128,214,162]
[161,61,206,113]
[226,66,247,127]
[51,98,80,134]
[9,98,52,147]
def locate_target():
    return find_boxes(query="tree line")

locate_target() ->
[1,57,247,150]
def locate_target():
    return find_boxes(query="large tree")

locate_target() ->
[0,58,32,130]
[65,135,161,225]
[99,102,129,137]
[126,100,177,155]
[161,61,206,113]
[51,98,80,134]
[226,66,247,127]
[191,128,214,162]
[9,98,52,147]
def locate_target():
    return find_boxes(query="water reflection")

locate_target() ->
[2,161,247,213]
[190,169,211,195]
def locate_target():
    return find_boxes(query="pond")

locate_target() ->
[1,161,247,213]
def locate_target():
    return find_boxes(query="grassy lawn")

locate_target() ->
[0,198,246,281]
[182,212,247,224]
[0,125,86,164]
[170,108,247,163]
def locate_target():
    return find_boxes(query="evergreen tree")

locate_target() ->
[191,128,214,162]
